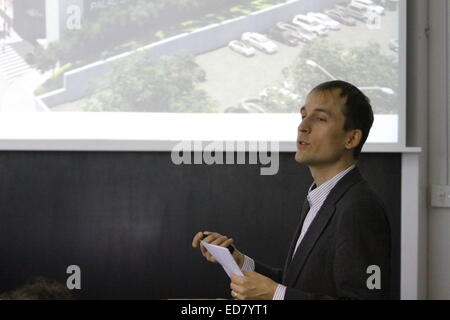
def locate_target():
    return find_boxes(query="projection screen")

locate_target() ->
[0,0,406,150]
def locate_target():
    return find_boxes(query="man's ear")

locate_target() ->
[345,129,363,150]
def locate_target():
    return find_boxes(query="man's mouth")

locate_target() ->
[297,140,311,148]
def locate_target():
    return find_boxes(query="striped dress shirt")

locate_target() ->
[241,164,356,300]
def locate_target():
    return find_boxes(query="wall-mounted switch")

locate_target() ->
[431,185,450,208]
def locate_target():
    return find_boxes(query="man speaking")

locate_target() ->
[192,80,391,300]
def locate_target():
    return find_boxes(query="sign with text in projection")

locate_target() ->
[0,0,404,148]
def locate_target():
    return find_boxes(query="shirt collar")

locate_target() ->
[307,164,356,209]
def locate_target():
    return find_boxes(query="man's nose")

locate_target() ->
[298,119,310,134]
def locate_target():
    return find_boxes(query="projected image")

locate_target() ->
[0,0,400,116]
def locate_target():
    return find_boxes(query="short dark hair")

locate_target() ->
[1,277,73,300]
[311,80,374,159]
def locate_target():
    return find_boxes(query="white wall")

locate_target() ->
[427,0,450,300]
[406,0,429,299]
[407,0,450,300]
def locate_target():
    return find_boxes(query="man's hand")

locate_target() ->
[230,271,278,300]
[192,231,245,268]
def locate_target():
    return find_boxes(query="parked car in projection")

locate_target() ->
[292,14,328,36]
[241,32,278,54]
[352,0,385,15]
[228,40,256,57]
[276,22,316,43]
[239,98,267,113]
[294,24,320,42]
[336,2,374,23]
[325,8,357,26]
[266,27,299,46]
[307,12,341,30]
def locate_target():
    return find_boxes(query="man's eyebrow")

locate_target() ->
[313,108,332,116]
[300,107,332,116]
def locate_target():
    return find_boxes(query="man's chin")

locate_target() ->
[295,150,317,166]
[295,151,307,164]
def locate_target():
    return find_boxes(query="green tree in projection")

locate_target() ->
[82,51,217,113]
[34,43,59,74]
[35,0,287,67]
[266,39,398,114]
[35,0,162,65]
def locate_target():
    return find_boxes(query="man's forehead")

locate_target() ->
[303,89,347,112]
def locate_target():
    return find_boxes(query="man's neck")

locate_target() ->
[309,159,356,187]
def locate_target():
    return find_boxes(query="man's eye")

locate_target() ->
[317,117,327,122]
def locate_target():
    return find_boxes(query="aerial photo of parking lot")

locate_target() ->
[195,4,399,114]
[0,0,401,114]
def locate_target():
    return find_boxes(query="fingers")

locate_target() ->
[221,238,234,250]
[193,231,232,247]
[230,273,243,284]
[202,234,230,263]
[231,290,241,300]
[230,272,278,300]
[192,231,235,264]
[211,235,233,247]
[230,281,243,292]
[192,231,204,248]
[230,282,245,300]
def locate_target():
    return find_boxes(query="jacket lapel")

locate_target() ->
[282,199,310,283]
[284,202,336,286]
[283,167,363,287]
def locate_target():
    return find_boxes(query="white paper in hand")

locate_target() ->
[201,241,244,278]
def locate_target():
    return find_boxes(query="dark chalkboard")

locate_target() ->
[0,152,400,299]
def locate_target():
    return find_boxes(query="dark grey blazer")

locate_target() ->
[255,167,391,300]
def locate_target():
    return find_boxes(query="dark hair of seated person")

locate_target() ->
[0,276,73,300]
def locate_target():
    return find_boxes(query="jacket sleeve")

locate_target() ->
[331,197,391,299]
[254,260,283,284]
